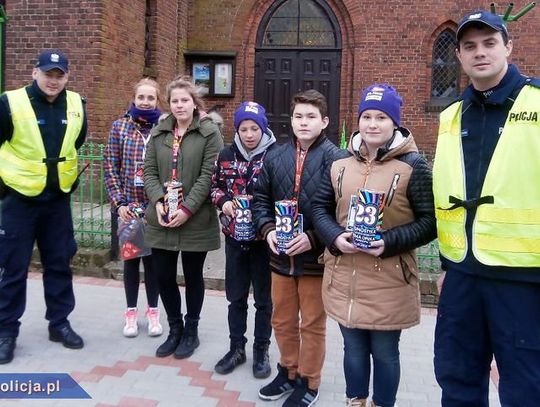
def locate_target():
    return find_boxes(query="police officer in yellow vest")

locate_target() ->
[0,50,87,364]
[432,11,540,406]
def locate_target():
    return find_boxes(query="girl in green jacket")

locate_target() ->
[143,76,223,360]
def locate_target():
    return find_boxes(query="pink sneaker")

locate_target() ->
[123,308,138,337]
[146,307,163,337]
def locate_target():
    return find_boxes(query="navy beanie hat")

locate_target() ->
[233,101,268,134]
[358,84,403,126]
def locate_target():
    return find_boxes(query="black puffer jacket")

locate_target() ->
[252,135,348,276]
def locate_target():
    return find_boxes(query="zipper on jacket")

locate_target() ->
[400,256,411,284]
[385,174,400,207]
[336,166,345,198]
[347,286,354,325]
[477,103,486,195]
[327,255,339,287]
[363,160,373,188]
[347,256,356,325]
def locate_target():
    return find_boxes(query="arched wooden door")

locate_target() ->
[254,0,342,144]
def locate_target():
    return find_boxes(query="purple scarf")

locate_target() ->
[128,103,161,126]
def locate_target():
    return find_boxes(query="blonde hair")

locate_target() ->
[133,77,161,105]
[165,75,206,111]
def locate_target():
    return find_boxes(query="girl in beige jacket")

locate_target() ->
[312,84,436,407]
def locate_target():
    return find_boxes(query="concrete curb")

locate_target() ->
[32,246,440,306]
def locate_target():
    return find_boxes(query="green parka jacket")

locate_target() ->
[143,113,223,251]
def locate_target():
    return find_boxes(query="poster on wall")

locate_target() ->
[193,63,210,95]
[214,63,233,95]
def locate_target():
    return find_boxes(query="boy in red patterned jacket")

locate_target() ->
[211,102,276,378]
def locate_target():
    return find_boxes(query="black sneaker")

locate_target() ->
[258,363,296,401]
[214,346,246,374]
[253,343,271,379]
[282,377,319,407]
[174,332,199,359]
[155,329,182,357]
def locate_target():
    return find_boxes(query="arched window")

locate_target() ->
[431,30,459,102]
[255,0,341,143]
[261,0,338,48]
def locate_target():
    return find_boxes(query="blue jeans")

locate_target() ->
[339,325,401,407]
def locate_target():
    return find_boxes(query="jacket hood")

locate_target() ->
[233,128,276,161]
[152,111,221,139]
[205,111,224,133]
[348,127,418,161]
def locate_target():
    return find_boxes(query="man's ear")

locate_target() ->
[322,116,329,129]
[505,39,513,57]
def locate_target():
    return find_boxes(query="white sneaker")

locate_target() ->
[346,398,367,407]
[146,307,163,337]
[123,308,138,337]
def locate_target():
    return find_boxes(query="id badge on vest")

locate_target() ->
[134,162,144,186]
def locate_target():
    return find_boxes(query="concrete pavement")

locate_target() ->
[2,272,501,406]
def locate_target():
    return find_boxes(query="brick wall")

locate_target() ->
[3,0,539,150]
[188,0,540,149]
[4,1,103,96]
[4,0,187,140]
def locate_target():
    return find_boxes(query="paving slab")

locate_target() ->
[0,273,501,406]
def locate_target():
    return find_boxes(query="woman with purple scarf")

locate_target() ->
[104,78,163,338]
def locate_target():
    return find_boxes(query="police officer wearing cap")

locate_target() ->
[432,10,540,406]
[0,50,87,364]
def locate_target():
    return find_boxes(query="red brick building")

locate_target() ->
[3,0,539,154]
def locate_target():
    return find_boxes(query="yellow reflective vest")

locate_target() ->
[433,84,540,267]
[0,87,84,196]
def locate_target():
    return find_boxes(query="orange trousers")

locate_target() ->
[271,273,326,389]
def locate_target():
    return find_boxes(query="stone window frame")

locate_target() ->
[426,27,460,113]
[258,0,340,49]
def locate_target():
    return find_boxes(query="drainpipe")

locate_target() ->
[0,6,7,93]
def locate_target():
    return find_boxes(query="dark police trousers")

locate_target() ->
[434,269,540,407]
[0,193,77,337]
[224,237,272,347]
